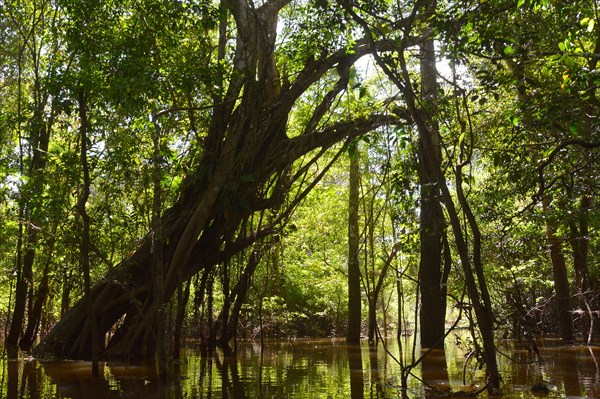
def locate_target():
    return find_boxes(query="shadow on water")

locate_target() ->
[2,337,600,398]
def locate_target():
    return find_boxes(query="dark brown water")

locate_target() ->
[1,336,600,398]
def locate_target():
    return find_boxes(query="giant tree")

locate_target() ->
[33,0,407,359]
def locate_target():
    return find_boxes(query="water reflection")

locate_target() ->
[421,349,450,394]
[347,345,364,399]
[421,349,449,385]
[561,347,581,397]
[2,338,600,398]
[367,344,390,399]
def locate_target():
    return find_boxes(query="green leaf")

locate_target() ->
[547,54,562,62]
[503,45,516,56]
[348,140,358,159]
[568,124,579,134]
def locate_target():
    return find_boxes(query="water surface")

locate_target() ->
[2,336,600,398]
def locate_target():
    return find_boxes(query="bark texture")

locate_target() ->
[347,149,362,344]
[417,12,447,350]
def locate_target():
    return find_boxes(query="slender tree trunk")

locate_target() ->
[206,272,215,351]
[542,196,575,343]
[60,270,72,318]
[451,166,500,388]
[347,149,362,344]
[367,245,397,343]
[6,16,27,361]
[438,174,501,389]
[220,261,231,353]
[173,281,190,360]
[6,14,25,360]
[366,200,376,344]
[7,95,50,359]
[569,194,593,342]
[222,241,270,344]
[396,257,405,344]
[570,195,590,294]
[6,246,28,359]
[76,88,100,376]
[417,0,446,350]
[19,252,52,352]
[367,299,377,344]
[152,117,168,377]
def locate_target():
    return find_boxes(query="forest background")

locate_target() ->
[0,0,599,388]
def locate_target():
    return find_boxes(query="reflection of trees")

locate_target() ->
[41,361,115,399]
[586,347,600,398]
[347,345,364,399]
[5,360,41,399]
[22,361,39,399]
[421,349,449,394]
[508,342,531,388]
[110,362,184,399]
[560,348,581,397]
[6,361,18,399]
[38,360,184,399]
[368,345,389,399]
[215,355,247,399]
[203,340,360,398]
[421,349,448,385]
[28,340,600,398]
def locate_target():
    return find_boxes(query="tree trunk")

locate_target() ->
[367,245,397,343]
[449,166,501,389]
[76,87,101,376]
[569,194,593,342]
[340,0,448,351]
[7,92,51,359]
[417,0,446,350]
[221,240,271,346]
[152,116,168,377]
[347,149,362,344]
[173,281,190,359]
[34,0,400,360]
[60,270,72,319]
[542,196,575,343]
[438,173,501,389]
[19,264,49,352]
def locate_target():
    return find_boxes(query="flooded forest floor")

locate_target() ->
[1,337,600,399]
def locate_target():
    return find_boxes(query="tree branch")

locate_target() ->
[287,113,408,161]
[535,139,600,199]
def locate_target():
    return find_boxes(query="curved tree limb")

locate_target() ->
[535,139,600,200]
